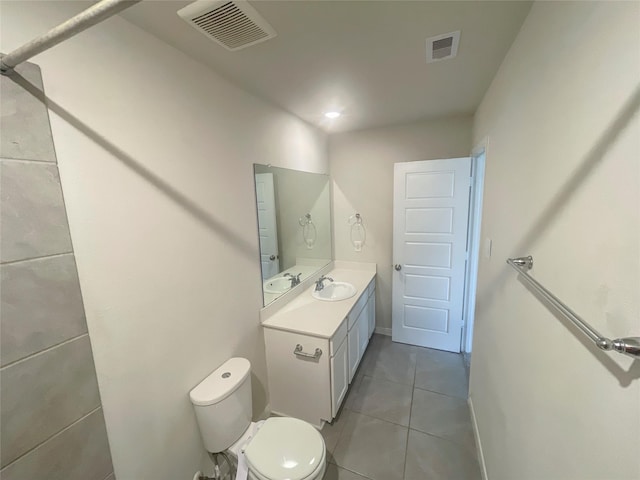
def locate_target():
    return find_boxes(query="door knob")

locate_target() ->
[270,255,276,261]
[394,264,402,271]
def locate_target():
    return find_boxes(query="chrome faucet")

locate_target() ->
[314,275,334,292]
[284,273,302,287]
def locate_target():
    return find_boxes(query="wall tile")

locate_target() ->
[0,61,56,162]
[1,336,101,467]
[0,408,113,480]
[1,254,87,366]
[0,160,72,263]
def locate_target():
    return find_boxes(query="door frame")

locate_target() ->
[461,138,488,354]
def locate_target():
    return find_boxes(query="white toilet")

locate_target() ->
[189,358,326,480]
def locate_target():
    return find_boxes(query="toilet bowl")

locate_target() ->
[228,417,326,480]
[189,358,326,480]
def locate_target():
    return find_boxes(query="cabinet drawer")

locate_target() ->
[330,320,348,356]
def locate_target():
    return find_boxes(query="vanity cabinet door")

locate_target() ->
[331,336,348,416]
[348,321,360,382]
[358,305,369,357]
[368,287,376,339]
[263,328,331,426]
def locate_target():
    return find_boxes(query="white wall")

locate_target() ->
[470,2,640,479]
[330,116,472,332]
[0,2,327,479]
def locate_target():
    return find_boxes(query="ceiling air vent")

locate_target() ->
[426,31,460,63]
[178,0,277,51]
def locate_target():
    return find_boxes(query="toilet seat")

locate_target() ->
[243,417,326,480]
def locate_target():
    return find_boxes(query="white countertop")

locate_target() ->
[261,267,376,339]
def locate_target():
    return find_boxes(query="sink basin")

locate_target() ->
[263,277,293,294]
[312,282,357,301]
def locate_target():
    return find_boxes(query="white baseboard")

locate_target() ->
[468,395,488,480]
[374,327,392,336]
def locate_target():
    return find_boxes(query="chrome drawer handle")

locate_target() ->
[293,344,322,359]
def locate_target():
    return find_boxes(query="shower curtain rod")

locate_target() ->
[1,0,142,75]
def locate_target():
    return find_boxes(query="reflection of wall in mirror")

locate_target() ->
[254,165,331,273]
[278,172,331,271]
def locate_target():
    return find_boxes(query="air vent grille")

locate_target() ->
[178,0,277,51]
[426,31,460,63]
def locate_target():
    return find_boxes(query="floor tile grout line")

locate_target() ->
[407,426,474,451]
[358,373,415,391]
[330,407,410,480]
[412,384,469,401]
[360,373,415,388]
[342,406,410,430]
[345,405,411,429]
[407,427,481,467]
[402,344,419,480]
[330,462,377,480]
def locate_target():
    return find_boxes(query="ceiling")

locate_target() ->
[120,0,532,133]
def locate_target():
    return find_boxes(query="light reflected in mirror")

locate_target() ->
[254,164,332,306]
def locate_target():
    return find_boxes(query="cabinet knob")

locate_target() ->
[394,264,402,271]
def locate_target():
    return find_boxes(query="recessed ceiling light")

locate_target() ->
[324,111,341,119]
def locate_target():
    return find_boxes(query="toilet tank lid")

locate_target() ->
[190,357,251,406]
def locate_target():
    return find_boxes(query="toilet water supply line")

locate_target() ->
[195,452,235,480]
[1,0,142,75]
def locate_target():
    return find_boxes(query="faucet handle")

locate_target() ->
[314,275,334,291]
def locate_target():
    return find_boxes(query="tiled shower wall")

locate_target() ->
[0,61,114,480]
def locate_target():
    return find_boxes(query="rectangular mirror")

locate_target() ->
[254,164,332,306]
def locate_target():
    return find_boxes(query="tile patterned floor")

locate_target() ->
[321,334,482,480]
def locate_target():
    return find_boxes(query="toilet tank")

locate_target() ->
[189,357,252,453]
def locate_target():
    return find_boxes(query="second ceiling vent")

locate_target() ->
[426,31,460,63]
[178,0,277,51]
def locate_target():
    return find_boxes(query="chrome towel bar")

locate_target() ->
[507,256,640,358]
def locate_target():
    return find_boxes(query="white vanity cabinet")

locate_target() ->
[262,270,376,427]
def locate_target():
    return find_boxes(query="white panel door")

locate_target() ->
[255,173,279,280]
[392,158,471,352]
